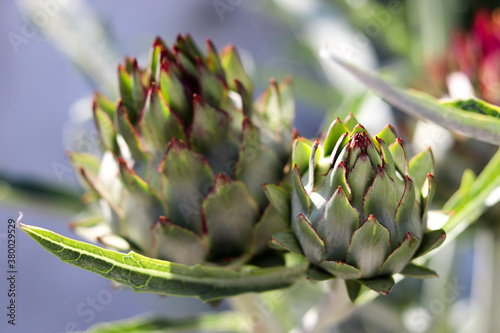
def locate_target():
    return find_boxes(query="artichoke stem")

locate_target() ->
[299,280,354,333]
[228,293,286,333]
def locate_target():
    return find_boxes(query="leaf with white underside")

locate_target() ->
[324,54,500,145]
[441,98,500,119]
[20,224,307,302]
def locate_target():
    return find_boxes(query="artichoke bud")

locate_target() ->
[268,115,446,298]
[72,35,294,267]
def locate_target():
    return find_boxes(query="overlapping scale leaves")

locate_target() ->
[265,114,446,300]
[71,35,294,267]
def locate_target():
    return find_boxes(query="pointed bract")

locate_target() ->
[292,138,314,175]
[343,112,359,132]
[347,215,391,278]
[284,117,444,296]
[323,118,349,156]
[359,276,395,295]
[93,101,117,152]
[296,214,326,265]
[414,229,446,258]
[345,280,362,302]
[292,166,311,214]
[189,95,229,151]
[263,184,291,223]
[117,102,150,162]
[270,230,303,255]
[375,124,398,144]
[379,233,420,275]
[220,44,253,95]
[251,205,288,255]
[152,217,208,266]
[400,263,438,279]
[389,138,408,176]
[317,187,359,261]
[362,166,399,248]
[159,139,214,234]
[159,64,190,122]
[319,260,361,279]
[139,84,186,150]
[202,174,259,260]
[236,118,283,208]
[409,148,435,189]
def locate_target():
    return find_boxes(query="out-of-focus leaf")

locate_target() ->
[0,171,83,213]
[442,148,500,236]
[16,0,120,94]
[20,223,307,302]
[256,65,341,113]
[442,169,476,211]
[330,0,412,58]
[80,312,245,333]
[325,55,500,145]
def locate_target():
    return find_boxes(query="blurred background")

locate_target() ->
[0,0,499,332]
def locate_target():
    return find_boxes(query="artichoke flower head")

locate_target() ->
[266,114,446,299]
[70,35,294,267]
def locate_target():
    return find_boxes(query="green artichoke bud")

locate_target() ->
[70,35,294,267]
[267,114,446,298]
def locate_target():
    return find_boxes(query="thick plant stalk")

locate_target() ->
[492,223,500,333]
[298,279,352,333]
[457,228,493,333]
[229,293,287,333]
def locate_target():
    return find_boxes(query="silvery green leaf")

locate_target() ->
[325,55,500,145]
[20,223,307,302]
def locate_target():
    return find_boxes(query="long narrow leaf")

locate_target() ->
[323,54,500,145]
[0,171,83,213]
[442,148,500,236]
[19,224,307,302]
[81,312,245,333]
